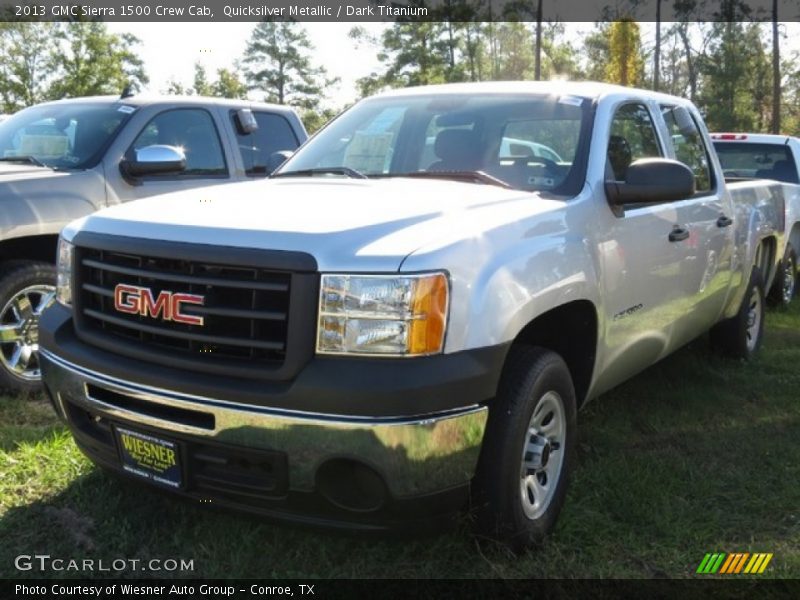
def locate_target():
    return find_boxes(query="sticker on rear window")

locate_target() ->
[117,105,136,114]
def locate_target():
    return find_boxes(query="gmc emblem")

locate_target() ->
[113,284,205,326]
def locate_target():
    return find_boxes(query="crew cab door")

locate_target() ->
[593,101,730,393]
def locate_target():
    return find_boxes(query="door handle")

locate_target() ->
[717,214,733,228]
[668,226,690,242]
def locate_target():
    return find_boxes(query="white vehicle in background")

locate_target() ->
[712,133,800,305]
[499,137,564,163]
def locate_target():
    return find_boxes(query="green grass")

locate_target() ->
[1,305,799,579]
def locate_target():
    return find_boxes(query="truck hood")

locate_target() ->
[0,162,67,182]
[69,178,565,271]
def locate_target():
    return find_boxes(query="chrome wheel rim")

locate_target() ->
[520,390,566,520]
[745,286,762,353]
[782,258,796,305]
[0,284,55,382]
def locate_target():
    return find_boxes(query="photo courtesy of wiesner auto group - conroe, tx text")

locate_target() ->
[1,0,799,593]
[15,583,313,596]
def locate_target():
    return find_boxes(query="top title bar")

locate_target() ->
[2,0,799,22]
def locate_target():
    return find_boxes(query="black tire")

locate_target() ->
[768,245,797,308]
[710,267,765,360]
[472,346,577,552]
[0,261,57,394]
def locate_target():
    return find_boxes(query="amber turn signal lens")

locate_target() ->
[408,273,448,355]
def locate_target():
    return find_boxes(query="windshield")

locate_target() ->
[0,102,134,169]
[276,93,591,194]
[713,142,799,184]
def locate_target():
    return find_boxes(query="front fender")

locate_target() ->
[468,235,600,349]
[400,200,600,353]
[0,170,105,241]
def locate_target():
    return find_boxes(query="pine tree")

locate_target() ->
[242,21,335,110]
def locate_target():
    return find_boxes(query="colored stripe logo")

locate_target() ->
[696,552,773,574]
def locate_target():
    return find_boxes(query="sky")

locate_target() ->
[107,22,800,109]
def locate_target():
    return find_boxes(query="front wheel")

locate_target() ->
[472,346,577,552]
[0,262,57,393]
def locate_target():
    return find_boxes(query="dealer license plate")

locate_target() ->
[115,426,182,489]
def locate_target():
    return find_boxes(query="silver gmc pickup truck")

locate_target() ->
[39,82,786,549]
[0,94,306,392]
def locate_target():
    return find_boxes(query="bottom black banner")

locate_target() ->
[2,579,799,600]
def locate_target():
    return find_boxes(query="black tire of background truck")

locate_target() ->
[768,245,797,308]
[710,267,765,360]
[472,346,577,553]
[0,261,57,394]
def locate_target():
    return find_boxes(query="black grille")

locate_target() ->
[76,247,293,370]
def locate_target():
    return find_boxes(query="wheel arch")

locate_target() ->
[506,300,598,408]
[755,234,778,291]
[0,235,59,271]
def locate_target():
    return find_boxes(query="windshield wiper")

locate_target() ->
[0,155,47,167]
[387,170,514,189]
[271,166,367,179]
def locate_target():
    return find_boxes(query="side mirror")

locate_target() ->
[120,145,186,179]
[266,150,294,175]
[605,158,695,206]
[671,106,699,139]
[234,108,258,135]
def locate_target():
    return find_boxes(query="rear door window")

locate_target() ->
[233,111,300,176]
[662,105,713,193]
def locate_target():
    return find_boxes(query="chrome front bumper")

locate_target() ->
[40,349,488,499]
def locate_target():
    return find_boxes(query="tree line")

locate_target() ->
[1,15,799,135]
[0,22,147,111]
[351,16,800,134]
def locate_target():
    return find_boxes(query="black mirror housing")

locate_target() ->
[605,158,695,206]
[234,108,259,135]
[266,150,294,175]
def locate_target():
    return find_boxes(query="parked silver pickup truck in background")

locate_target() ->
[0,94,307,392]
[40,82,785,550]
[712,132,800,306]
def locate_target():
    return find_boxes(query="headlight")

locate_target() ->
[56,237,74,307]
[317,273,449,356]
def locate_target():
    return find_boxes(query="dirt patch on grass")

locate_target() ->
[43,506,96,551]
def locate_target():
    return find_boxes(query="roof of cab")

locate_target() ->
[28,94,296,115]
[373,80,697,107]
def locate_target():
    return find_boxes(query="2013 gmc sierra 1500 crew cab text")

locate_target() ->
[38,82,787,549]
[0,94,306,392]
